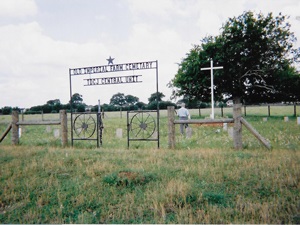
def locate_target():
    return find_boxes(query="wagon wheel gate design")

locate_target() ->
[73,113,96,139]
[71,112,102,147]
[69,57,159,148]
[127,110,159,147]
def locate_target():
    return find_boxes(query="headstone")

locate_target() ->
[186,127,192,138]
[284,116,289,122]
[223,123,228,131]
[228,127,234,139]
[116,128,122,138]
[46,126,52,133]
[54,129,60,138]
[152,131,158,139]
[297,117,300,125]
[18,128,22,138]
[263,117,268,122]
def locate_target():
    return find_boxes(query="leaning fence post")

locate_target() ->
[60,110,68,147]
[11,110,19,145]
[233,104,242,150]
[167,106,175,149]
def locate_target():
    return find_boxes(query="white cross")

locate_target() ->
[201,58,223,119]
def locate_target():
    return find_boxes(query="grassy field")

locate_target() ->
[0,106,299,223]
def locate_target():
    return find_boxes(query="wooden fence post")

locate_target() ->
[11,110,19,145]
[60,110,68,147]
[233,104,242,150]
[167,106,175,149]
[221,105,224,117]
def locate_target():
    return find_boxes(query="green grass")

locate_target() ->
[0,146,299,223]
[0,106,299,223]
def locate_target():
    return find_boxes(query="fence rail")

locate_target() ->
[16,121,61,125]
[9,110,68,146]
[168,106,271,150]
[194,104,299,118]
[174,118,234,124]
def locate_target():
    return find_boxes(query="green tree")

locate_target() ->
[110,93,126,108]
[171,11,300,104]
[148,92,165,104]
[70,93,85,111]
[1,106,12,115]
[46,99,62,113]
[125,95,139,106]
[70,93,83,105]
[135,101,147,110]
[47,99,61,106]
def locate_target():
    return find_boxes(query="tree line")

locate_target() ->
[0,92,177,115]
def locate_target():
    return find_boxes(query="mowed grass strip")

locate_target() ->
[0,145,299,223]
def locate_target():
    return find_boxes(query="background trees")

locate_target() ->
[170,11,300,104]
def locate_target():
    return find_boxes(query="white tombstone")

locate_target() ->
[284,117,289,122]
[152,131,158,139]
[297,117,300,125]
[223,123,228,131]
[228,127,234,139]
[18,128,22,138]
[54,129,60,138]
[116,128,122,138]
[46,126,52,133]
[186,127,192,138]
[263,117,268,122]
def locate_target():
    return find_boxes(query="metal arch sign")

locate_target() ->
[69,60,157,76]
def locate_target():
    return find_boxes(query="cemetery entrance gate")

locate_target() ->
[69,59,160,148]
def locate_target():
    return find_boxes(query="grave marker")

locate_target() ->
[54,129,60,138]
[186,127,192,138]
[201,59,223,119]
[46,126,52,133]
[223,123,228,131]
[228,127,234,139]
[116,128,123,138]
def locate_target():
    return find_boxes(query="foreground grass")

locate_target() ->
[0,107,299,223]
[0,145,299,223]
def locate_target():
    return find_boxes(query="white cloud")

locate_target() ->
[128,0,182,19]
[0,21,112,108]
[0,0,37,17]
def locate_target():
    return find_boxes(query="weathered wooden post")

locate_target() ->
[167,106,175,149]
[233,104,242,150]
[60,110,68,147]
[221,105,224,117]
[11,110,19,145]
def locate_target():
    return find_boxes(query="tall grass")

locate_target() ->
[0,146,299,223]
[0,106,299,223]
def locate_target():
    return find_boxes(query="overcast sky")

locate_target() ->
[1,0,300,108]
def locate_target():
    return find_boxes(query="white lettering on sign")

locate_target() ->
[84,75,142,86]
[70,61,156,76]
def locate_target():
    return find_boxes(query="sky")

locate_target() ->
[0,0,300,109]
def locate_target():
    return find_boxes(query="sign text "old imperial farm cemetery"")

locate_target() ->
[70,61,156,76]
